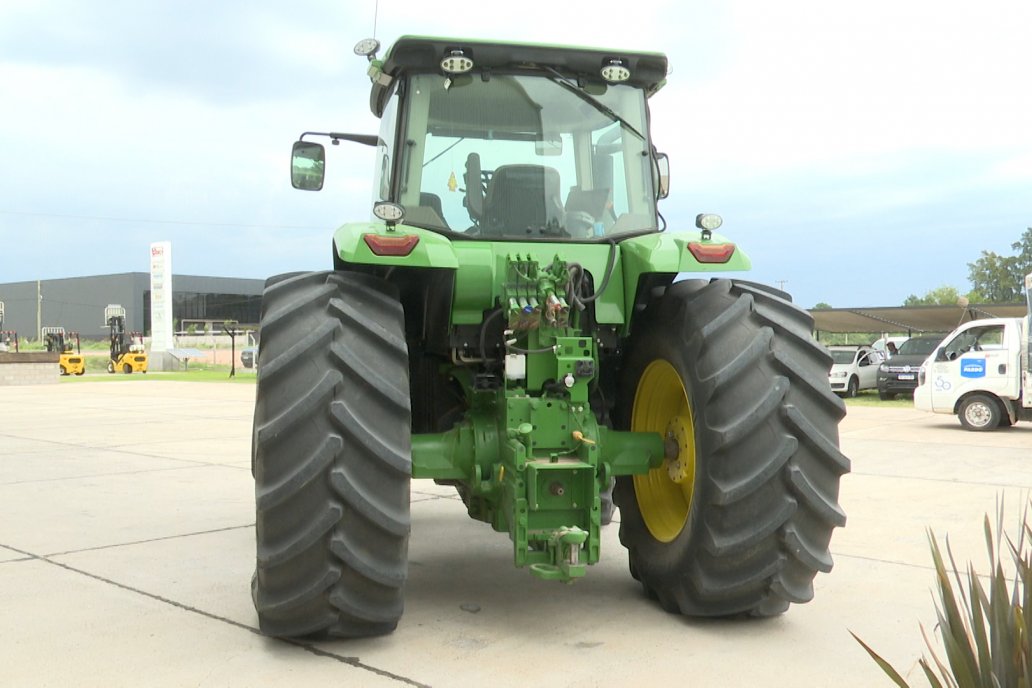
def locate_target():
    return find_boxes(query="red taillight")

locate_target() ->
[687,241,735,264]
[363,233,420,257]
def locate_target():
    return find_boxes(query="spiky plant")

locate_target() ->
[853,502,1032,688]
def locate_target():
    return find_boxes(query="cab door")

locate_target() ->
[929,322,1018,411]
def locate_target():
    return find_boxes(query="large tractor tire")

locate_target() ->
[614,279,849,617]
[251,271,412,638]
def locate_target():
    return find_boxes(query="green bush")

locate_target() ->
[854,502,1032,687]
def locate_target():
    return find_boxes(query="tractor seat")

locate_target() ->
[480,165,564,237]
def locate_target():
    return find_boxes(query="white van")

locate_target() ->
[914,274,1032,430]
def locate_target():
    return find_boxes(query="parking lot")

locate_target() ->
[3,380,1032,687]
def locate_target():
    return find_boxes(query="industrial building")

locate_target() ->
[0,273,263,342]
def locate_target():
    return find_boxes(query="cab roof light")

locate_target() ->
[354,38,381,60]
[687,242,736,264]
[600,58,631,83]
[363,233,420,257]
[441,49,474,74]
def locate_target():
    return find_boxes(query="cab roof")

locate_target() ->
[370,35,668,116]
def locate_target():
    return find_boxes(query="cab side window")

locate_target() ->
[976,326,1005,350]
[942,325,1005,359]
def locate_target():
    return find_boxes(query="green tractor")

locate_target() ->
[251,36,849,638]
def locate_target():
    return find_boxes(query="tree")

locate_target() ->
[902,285,963,306]
[967,250,1022,303]
[812,302,833,310]
[1012,226,1032,275]
[966,227,1031,303]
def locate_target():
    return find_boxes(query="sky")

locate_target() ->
[1,0,1029,309]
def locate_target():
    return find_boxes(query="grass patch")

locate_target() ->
[62,364,256,384]
[843,390,915,408]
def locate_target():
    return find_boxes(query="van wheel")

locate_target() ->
[958,394,1001,431]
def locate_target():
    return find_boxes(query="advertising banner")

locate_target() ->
[150,241,173,352]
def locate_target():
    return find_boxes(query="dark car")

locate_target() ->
[876,335,942,399]
[241,346,257,369]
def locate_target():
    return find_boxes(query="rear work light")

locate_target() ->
[687,242,736,264]
[363,233,420,257]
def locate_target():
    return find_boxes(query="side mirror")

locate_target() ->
[654,152,670,199]
[291,141,326,191]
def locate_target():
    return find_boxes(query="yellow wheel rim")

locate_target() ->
[632,359,697,543]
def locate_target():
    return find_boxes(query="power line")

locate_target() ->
[0,209,326,230]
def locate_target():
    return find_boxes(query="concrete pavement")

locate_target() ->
[2,380,1031,687]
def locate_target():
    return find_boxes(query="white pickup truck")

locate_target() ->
[914,274,1032,430]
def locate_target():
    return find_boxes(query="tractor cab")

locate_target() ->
[292,36,672,241]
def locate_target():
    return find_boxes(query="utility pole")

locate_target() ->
[36,280,42,343]
[776,279,788,292]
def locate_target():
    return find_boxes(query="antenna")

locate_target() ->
[372,0,379,40]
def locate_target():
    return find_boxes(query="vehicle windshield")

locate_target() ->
[830,350,856,364]
[897,337,940,356]
[381,72,658,240]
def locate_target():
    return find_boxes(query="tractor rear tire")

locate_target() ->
[614,279,849,617]
[251,271,412,638]
[123,363,132,374]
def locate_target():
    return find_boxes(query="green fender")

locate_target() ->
[619,230,751,324]
[333,222,460,269]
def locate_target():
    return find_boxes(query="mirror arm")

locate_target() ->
[300,131,379,147]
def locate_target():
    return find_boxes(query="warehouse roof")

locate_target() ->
[810,303,1027,334]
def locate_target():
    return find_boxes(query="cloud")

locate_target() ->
[0,1,354,105]
[661,0,1032,176]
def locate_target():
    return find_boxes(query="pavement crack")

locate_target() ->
[0,542,431,687]
[43,523,256,557]
[287,641,431,688]
[0,464,213,487]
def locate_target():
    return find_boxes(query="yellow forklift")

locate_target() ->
[105,305,148,374]
[42,326,85,376]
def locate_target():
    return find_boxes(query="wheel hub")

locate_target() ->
[665,420,693,484]
[631,359,698,543]
[964,402,993,427]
